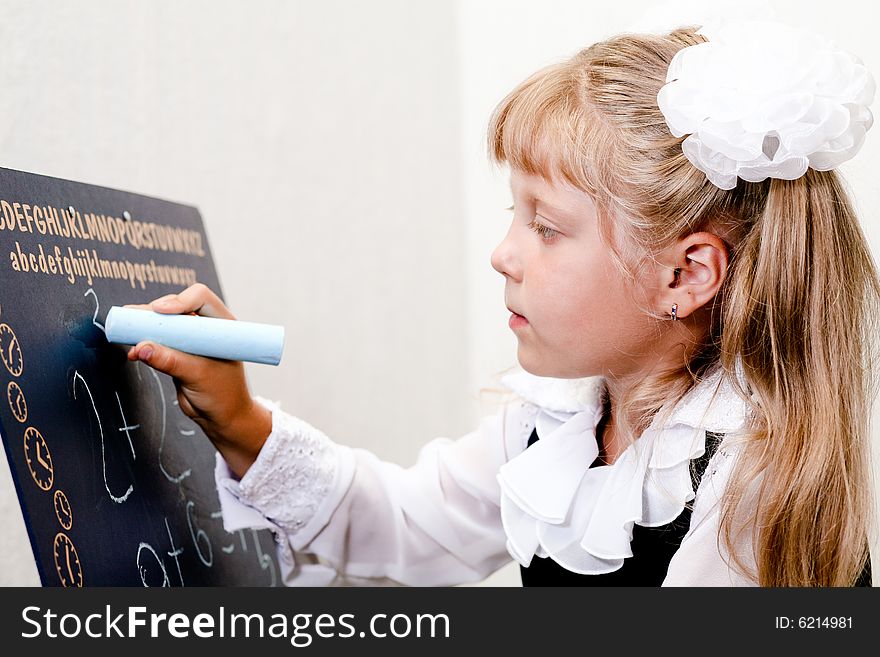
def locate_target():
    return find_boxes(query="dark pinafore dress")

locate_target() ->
[519,427,873,586]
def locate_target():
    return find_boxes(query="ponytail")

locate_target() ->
[720,170,879,586]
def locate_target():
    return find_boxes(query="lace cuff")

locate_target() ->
[222,395,356,546]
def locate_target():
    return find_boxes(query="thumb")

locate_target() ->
[131,341,207,386]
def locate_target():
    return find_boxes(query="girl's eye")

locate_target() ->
[528,217,560,243]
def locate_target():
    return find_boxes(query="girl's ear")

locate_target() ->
[660,232,728,320]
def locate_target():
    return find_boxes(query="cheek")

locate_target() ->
[536,255,613,321]
[541,257,645,352]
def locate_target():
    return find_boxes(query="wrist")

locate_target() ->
[214,397,273,479]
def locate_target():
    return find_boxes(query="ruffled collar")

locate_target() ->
[497,363,752,574]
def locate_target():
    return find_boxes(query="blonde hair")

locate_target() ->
[487,27,880,586]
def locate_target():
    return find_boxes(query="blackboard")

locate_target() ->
[0,167,280,586]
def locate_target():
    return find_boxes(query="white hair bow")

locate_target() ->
[657,20,875,190]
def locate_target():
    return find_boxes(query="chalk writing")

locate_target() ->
[164,517,185,587]
[137,542,169,587]
[186,500,213,568]
[145,365,192,484]
[72,371,133,504]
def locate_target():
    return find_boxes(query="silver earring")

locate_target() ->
[671,303,678,321]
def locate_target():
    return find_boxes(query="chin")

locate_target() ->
[517,349,596,379]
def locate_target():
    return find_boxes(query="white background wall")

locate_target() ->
[0,0,878,587]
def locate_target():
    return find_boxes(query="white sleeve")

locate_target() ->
[662,443,759,587]
[214,395,534,586]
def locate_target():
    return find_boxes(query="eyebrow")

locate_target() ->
[509,179,581,227]
[534,199,579,227]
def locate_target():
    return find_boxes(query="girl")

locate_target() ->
[126,21,878,586]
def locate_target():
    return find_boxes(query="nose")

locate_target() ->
[490,226,521,281]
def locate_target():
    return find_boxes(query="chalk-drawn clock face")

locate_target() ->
[53,489,73,531]
[7,381,27,423]
[23,427,54,491]
[0,323,23,377]
[53,533,83,587]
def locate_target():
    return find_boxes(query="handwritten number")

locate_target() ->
[73,371,133,503]
[186,501,213,567]
[144,366,192,483]
[84,288,105,333]
[136,542,169,587]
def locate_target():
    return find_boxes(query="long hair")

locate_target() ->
[487,27,880,586]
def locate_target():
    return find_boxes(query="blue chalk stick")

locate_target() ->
[105,306,284,365]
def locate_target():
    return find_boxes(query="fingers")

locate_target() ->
[126,341,210,387]
[126,283,235,320]
[161,283,235,319]
[174,383,199,420]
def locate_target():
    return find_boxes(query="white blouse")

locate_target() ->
[215,366,759,586]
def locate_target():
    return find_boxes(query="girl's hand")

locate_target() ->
[124,283,272,479]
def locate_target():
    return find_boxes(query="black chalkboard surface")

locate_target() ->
[0,167,280,586]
